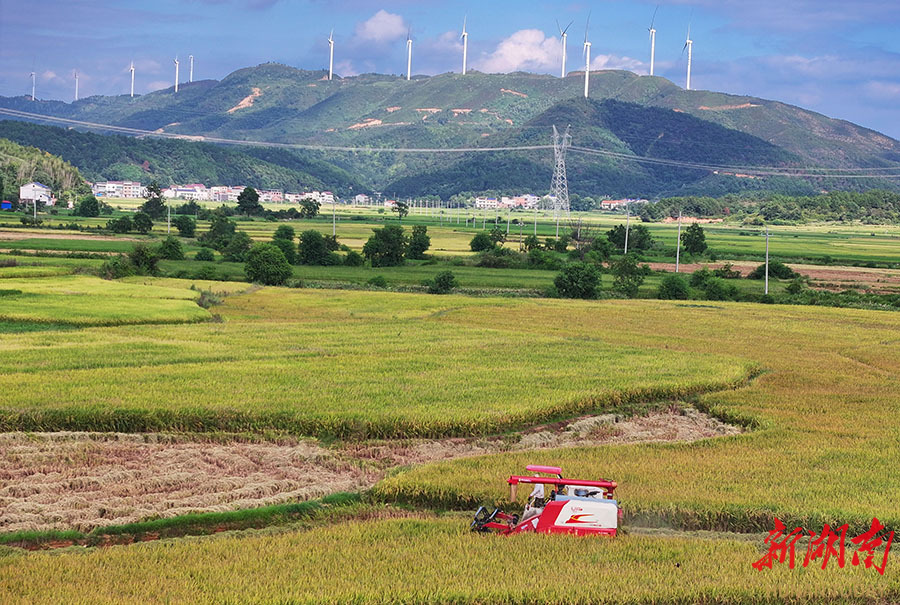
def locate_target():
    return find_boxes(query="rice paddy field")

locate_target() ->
[1,218,900,603]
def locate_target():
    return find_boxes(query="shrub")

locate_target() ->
[74,195,100,217]
[554,262,601,299]
[363,225,407,267]
[132,212,153,234]
[786,277,807,295]
[367,275,388,288]
[222,231,252,263]
[748,261,798,280]
[408,225,431,259]
[271,237,297,264]
[195,248,215,262]
[156,236,185,260]
[273,225,296,242]
[553,235,570,253]
[107,216,132,234]
[173,215,196,238]
[469,232,494,252]
[128,243,160,275]
[98,255,136,279]
[658,274,690,300]
[244,243,292,285]
[527,249,565,271]
[476,247,524,269]
[199,215,237,251]
[523,234,541,251]
[611,254,645,298]
[713,263,742,279]
[192,265,218,280]
[426,270,458,294]
[298,230,329,265]
[690,267,714,287]
[344,250,364,266]
[703,277,738,301]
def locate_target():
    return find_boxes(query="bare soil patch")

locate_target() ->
[0,408,737,533]
[227,87,262,113]
[0,230,132,242]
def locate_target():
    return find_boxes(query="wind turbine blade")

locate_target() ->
[650,4,659,30]
[584,11,591,42]
[563,20,573,35]
[557,19,562,35]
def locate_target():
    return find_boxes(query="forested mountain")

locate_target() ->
[2,63,899,197]
[0,137,84,201]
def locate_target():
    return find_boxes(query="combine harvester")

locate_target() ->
[471,465,622,536]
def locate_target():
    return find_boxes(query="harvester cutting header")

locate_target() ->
[471,465,623,536]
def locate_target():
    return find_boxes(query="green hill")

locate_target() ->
[2,63,899,197]
[0,137,84,201]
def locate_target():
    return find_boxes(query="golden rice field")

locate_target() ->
[1,517,896,604]
[376,298,900,535]
[0,275,210,326]
[0,281,753,437]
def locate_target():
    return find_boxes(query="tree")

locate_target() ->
[611,254,645,297]
[107,215,132,233]
[408,224,430,259]
[523,234,541,251]
[245,243,292,285]
[681,223,708,256]
[489,225,506,247]
[703,277,738,301]
[298,230,329,265]
[195,247,215,261]
[139,182,167,220]
[426,270,458,294]
[199,214,236,250]
[132,212,153,234]
[74,194,100,217]
[469,232,494,252]
[222,231,252,262]
[273,225,296,242]
[157,235,185,260]
[344,250,364,266]
[658,274,690,300]
[363,225,407,267]
[271,237,297,264]
[554,262,601,299]
[607,224,653,251]
[299,198,320,218]
[236,186,263,216]
[128,243,159,275]
[748,261,798,280]
[392,200,409,221]
[173,215,196,238]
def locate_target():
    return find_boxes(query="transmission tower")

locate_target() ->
[550,124,571,237]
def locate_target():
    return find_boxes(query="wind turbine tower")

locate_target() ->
[327,30,334,80]
[30,71,35,101]
[130,61,135,98]
[406,29,412,81]
[74,71,79,101]
[684,25,693,90]
[582,15,591,98]
[189,55,194,83]
[461,16,469,75]
[648,6,658,76]
[174,57,179,93]
[558,20,572,78]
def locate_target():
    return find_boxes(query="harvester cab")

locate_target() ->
[471,465,622,536]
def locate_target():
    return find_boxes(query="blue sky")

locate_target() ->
[2,0,900,138]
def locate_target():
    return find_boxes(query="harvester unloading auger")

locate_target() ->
[471,465,623,536]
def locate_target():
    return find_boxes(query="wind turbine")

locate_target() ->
[130,61,135,98]
[557,20,573,78]
[30,71,35,101]
[582,13,591,98]
[683,23,693,90]
[174,57,179,92]
[461,16,468,75]
[189,55,194,83]
[74,70,79,101]
[406,28,412,81]
[648,5,658,76]
[327,29,334,80]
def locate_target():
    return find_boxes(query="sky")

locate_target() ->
[2,0,900,138]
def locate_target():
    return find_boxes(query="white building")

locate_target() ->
[19,182,52,205]
[91,181,145,198]
[354,194,370,205]
[474,197,499,210]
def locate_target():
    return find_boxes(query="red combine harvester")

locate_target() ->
[471,465,622,536]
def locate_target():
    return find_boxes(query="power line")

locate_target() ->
[2,106,900,179]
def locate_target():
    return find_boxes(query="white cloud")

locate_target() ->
[476,29,560,73]
[590,54,645,73]
[355,10,407,43]
[864,80,900,100]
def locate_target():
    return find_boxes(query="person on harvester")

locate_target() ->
[520,475,545,522]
